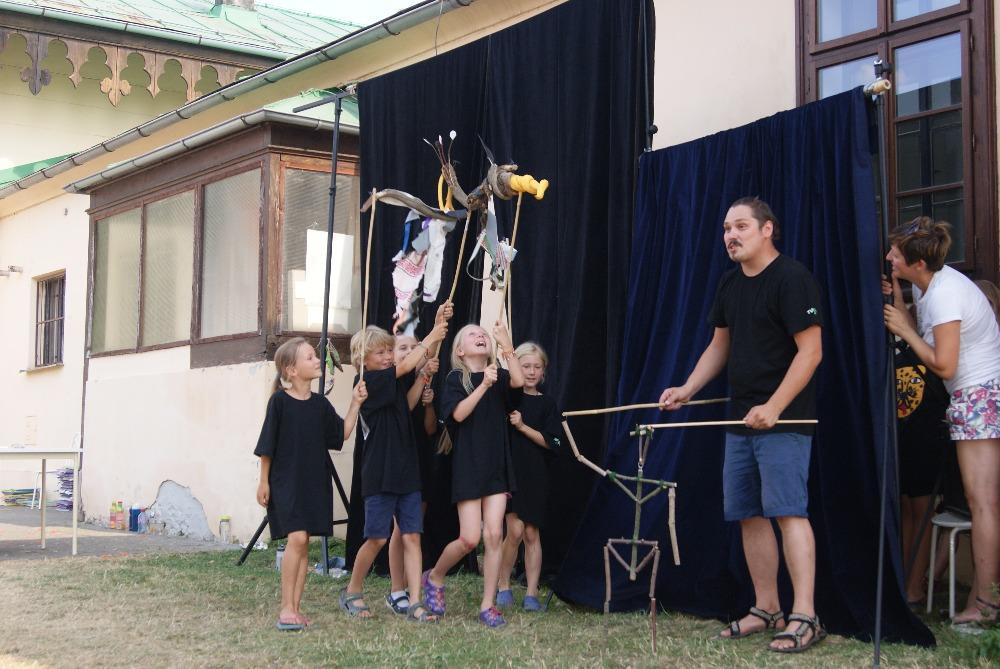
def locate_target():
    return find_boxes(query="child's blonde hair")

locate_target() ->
[271,337,308,396]
[350,325,395,369]
[514,341,548,367]
[450,323,496,393]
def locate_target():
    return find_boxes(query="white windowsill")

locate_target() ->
[24,363,64,374]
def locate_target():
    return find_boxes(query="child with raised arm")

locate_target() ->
[497,342,561,612]
[339,302,451,622]
[383,333,440,616]
[422,321,524,628]
[255,337,366,631]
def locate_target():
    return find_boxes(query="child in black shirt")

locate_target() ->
[384,333,440,615]
[423,321,524,628]
[340,303,450,622]
[255,337,366,631]
[497,342,561,612]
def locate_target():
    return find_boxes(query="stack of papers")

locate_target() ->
[1,488,36,507]
[55,468,74,510]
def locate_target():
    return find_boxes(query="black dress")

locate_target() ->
[509,393,561,528]
[441,367,522,503]
[253,390,345,540]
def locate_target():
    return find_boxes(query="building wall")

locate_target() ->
[0,193,89,488]
[651,0,797,149]
[82,347,359,542]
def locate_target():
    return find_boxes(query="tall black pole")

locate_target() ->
[868,59,895,669]
[293,88,355,575]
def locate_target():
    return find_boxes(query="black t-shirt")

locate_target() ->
[355,366,421,497]
[441,367,522,503]
[253,390,344,539]
[708,254,823,435]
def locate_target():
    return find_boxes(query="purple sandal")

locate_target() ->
[479,606,507,628]
[422,570,446,616]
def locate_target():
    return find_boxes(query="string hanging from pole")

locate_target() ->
[360,188,378,382]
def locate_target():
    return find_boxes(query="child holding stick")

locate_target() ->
[340,303,451,622]
[423,321,524,628]
[383,333,440,615]
[497,342,561,611]
[255,337,366,631]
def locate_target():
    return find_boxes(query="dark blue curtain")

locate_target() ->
[555,89,933,646]
[354,0,651,572]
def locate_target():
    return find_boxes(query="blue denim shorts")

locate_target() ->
[722,432,811,521]
[363,490,423,539]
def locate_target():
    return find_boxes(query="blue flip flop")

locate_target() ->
[276,618,304,631]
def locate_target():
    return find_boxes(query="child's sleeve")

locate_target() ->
[440,370,467,427]
[324,401,346,452]
[253,394,281,458]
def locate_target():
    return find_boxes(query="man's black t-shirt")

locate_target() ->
[355,366,421,497]
[708,254,823,435]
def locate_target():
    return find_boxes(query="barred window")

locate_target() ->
[35,274,65,366]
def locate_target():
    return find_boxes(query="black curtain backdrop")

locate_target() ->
[554,89,934,646]
[352,0,651,572]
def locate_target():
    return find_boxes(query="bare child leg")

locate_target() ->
[523,523,542,598]
[280,531,308,624]
[387,519,408,610]
[402,532,436,620]
[293,533,310,624]
[345,538,388,618]
[480,493,508,613]
[498,513,524,593]
[428,499,483,585]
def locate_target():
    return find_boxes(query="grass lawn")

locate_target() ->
[0,541,995,669]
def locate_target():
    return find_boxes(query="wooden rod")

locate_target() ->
[562,398,729,417]
[639,419,818,430]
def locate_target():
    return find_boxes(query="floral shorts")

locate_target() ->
[947,377,1000,441]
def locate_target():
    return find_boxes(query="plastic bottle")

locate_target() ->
[218,516,231,544]
[137,509,148,534]
[275,544,285,572]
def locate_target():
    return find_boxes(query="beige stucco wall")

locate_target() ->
[0,193,89,491]
[652,0,796,149]
[82,347,359,543]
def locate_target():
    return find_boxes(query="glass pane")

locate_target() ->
[819,0,877,42]
[819,55,877,99]
[142,191,195,346]
[895,33,961,116]
[896,119,922,191]
[894,0,959,22]
[930,110,962,185]
[92,209,141,352]
[894,188,964,262]
[201,169,261,338]
[282,169,362,334]
[933,187,964,262]
[896,194,924,227]
[896,110,962,192]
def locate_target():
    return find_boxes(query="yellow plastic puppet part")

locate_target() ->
[508,173,550,200]
[437,174,454,212]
